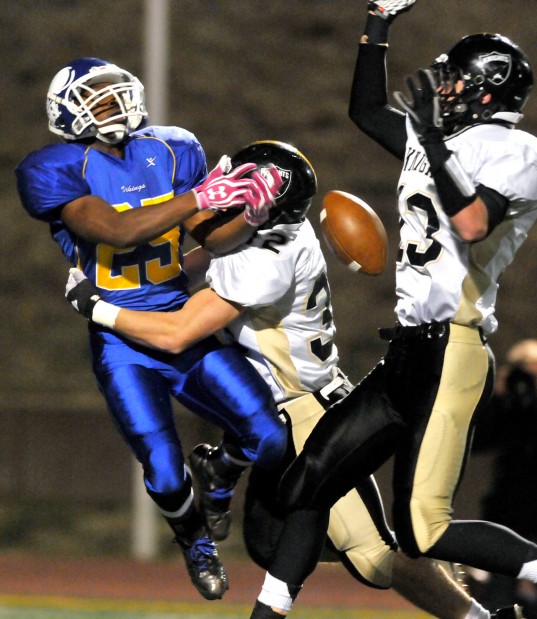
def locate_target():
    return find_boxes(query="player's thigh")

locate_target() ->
[96,362,176,438]
[176,345,285,465]
[281,366,402,510]
[394,324,491,552]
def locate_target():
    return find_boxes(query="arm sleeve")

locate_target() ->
[207,250,293,307]
[348,43,407,159]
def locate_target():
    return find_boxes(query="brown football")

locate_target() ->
[320,190,388,275]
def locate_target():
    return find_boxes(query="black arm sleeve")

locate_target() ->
[477,184,510,235]
[348,26,407,160]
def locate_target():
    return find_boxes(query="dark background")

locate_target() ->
[1,1,537,556]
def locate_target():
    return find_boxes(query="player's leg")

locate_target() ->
[280,363,403,514]
[94,361,227,600]
[171,341,287,540]
[288,391,492,618]
[250,368,402,617]
[392,325,537,599]
[246,381,501,618]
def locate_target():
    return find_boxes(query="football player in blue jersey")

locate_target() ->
[14,57,286,601]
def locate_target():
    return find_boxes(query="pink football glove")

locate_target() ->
[243,165,283,227]
[194,155,259,211]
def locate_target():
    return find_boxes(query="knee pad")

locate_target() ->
[278,448,327,511]
[328,488,396,588]
[394,495,451,556]
[254,420,288,470]
[143,439,187,497]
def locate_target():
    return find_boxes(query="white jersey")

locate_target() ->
[206,219,339,403]
[396,118,537,334]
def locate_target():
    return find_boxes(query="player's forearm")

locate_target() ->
[203,214,257,255]
[186,210,256,255]
[118,191,201,245]
[113,309,197,353]
[91,288,242,354]
[448,198,489,242]
[349,15,407,159]
[62,192,199,248]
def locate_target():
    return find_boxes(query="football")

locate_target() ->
[320,190,388,275]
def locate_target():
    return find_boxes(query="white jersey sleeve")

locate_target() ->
[395,118,537,335]
[206,220,339,403]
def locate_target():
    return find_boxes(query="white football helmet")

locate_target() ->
[46,57,147,144]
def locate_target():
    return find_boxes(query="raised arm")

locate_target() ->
[349,1,415,159]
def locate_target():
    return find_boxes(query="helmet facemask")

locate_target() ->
[47,60,147,143]
[432,55,488,133]
[431,34,533,134]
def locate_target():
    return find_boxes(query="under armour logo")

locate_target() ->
[207,186,227,200]
[146,157,156,167]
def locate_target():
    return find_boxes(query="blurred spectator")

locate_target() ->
[469,339,537,617]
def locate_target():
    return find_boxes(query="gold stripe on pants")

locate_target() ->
[410,323,489,552]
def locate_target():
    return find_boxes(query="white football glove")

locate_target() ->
[368,0,416,22]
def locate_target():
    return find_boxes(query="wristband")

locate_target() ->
[92,300,121,329]
[428,153,477,218]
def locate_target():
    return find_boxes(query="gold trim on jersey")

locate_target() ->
[454,219,515,326]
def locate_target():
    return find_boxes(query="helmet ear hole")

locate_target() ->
[230,141,317,226]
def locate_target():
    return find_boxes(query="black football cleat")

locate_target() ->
[189,443,238,541]
[174,535,228,600]
[492,604,525,619]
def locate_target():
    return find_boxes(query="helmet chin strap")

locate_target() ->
[96,123,129,144]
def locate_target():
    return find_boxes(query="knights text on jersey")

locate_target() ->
[15,126,207,311]
[396,119,537,334]
[206,219,339,402]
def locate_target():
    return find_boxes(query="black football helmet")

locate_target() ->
[231,140,317,226]
[431,33,533,133]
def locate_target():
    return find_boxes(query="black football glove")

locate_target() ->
[65,268,101,320]
[368,0,417,22]
[394,68,444,144]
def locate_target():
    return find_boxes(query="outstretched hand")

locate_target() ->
[368,0,416,22]
[393,69,443,143]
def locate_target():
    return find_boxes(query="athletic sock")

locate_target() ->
[257,572,301,614]
[466,598,491,619]
[518,559,537,583]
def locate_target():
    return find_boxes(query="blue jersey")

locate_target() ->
[16,125,207,311]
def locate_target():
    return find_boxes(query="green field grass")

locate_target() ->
[0,595,429,619]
